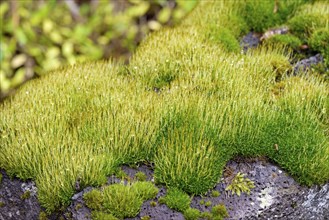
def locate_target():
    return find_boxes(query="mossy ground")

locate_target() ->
[0,0,328,215]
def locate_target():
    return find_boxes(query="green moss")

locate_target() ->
[21,191,31,200]
[266,34,302,51]
[225,172,255,196]
[1,0,329,214]
[288,14,326,42]
[211,190,220,197]
[83,189,103,211]
[216,28,240,53]
[131,181,159,200]
[75,203,83,211]
[159,187,190,212]
[102,184,142,218]
[207,26,240,53]
[200,211,213,220]
[0,173,2,184]
[211,204,229,219]
[150,200,157,207]
[141,216,151,220]
[205,201,212,207]
[115,169,128,180]
[309,28,329,66]
[39,211,48,220]
[269,54,292,80]
[0,202,5,207]
[241,0,306,32]
[135,171,147,181]
[154,109,225,195]
[184,208,201,220]
[200,199,205,205]
[91,211,118,220]
[94,182,158,219]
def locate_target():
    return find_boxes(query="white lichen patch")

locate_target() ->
[257,187,274,211]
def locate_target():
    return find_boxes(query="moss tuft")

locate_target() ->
[83,189,103,211]
[159,187,190,212]
[211,190,220,197]
[38,211,48,220]
[288,14,326,42]
[150,200,157,207]
[131,181,159,200]
[91,211,118,220]
[309,28,329,67]
[205,201,212,207]
[21,191,31,200]
[184,208,201,220]
[211,204,229,219]
[102,184,142,218]
[266,34,302,51]
[135,171,147,182]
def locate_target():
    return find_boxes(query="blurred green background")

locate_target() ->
[0,0,198,98]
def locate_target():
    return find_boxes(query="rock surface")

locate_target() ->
[2,159,328,220]
[293,54,324,74]
[0,170,40,220]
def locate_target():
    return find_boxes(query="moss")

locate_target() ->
[205,201,212,207]
[211,190,220,197]
[131,181,159,200]
[225,172,255,196]
[75,203,83,211]
[141,216,151,220]
[266,34,302,51]
[64,211,73,220]
[0,201,5,207]
[269,54,292,80]
[241,0,305,32]
[39,211,48,220]
[83,189,103,211]
[135,171,147,181]
[1,0,329,214]
[21,191,31,200]
[309,28,329,67]
[207,26,240,53]
[216,28,240,53]
[0,173,2,184]
[115,169,128,180]
[159,187,190,212]
[91,211,118,220]
[102,184,142,218]
[211,204,229,219]
[150,200,157,207]
[200,211,213,220]
[288,14,326,42]
[184,208,201,220]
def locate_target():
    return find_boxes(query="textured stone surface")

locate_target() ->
[240,32,261,53]
[1,160,329,219]
[0,170,40,220]
[293,54,324,74]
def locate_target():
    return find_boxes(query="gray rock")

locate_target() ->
[293,54,324,74]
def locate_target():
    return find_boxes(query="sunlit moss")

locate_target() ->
[0,0,328,215]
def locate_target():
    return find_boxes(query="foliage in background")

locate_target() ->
[0,0,198,96]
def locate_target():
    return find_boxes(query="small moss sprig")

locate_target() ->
[225,172,255,196]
